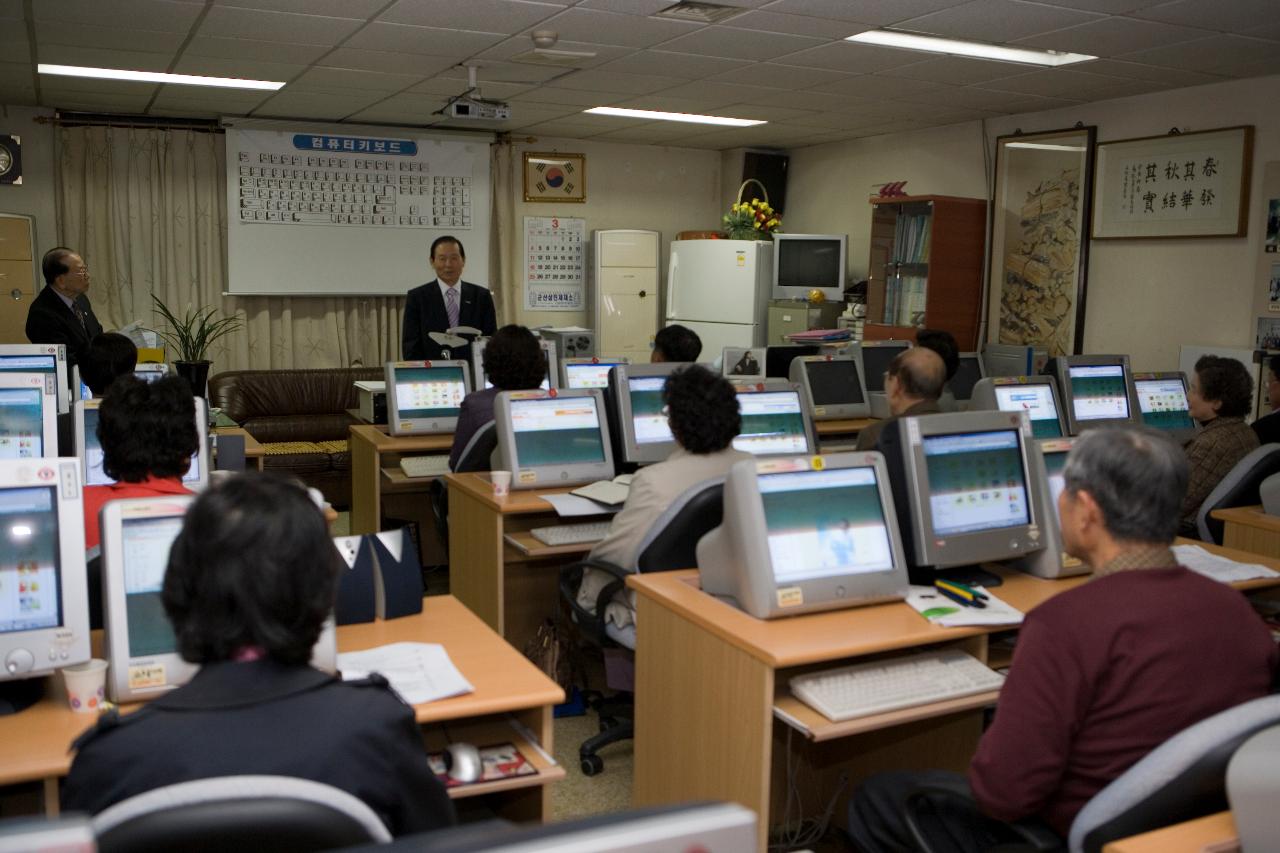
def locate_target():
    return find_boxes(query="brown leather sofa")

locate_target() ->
[208,367,382,508]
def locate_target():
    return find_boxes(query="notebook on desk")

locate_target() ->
[570,474,634,507]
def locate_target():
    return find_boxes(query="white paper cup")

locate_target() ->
[62,659,108,713]
[491,470,512,498]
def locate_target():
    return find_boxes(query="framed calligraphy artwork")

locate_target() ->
[1091,126,1252,240]
[988,125,1096,357]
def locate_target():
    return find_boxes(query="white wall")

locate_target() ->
[785,73,1280,371]
[0,104,58,253]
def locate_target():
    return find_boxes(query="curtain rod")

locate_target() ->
[35,112,223,133]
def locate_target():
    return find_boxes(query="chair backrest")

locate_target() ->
[1260,471,1280,516]
[1226,723,1280,850]
[456,420,497,473]
[1196,443,1280,543]
[634,478,724,574]
[1068,694,1280,853]
[91,775,392,853]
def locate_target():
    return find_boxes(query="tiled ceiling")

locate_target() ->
[1,0,1277,150]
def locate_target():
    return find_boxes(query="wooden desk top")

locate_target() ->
[349,423,454,452]
[815,417,877,435]
[444,472,588,516]
[0,596,561,788]
[1211,505,1280,532]
[628,538,1280,670]
[1102,811,1236,853]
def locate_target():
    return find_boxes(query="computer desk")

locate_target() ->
[0,596,565,821]
[627,542,1280,853]
[349,423,453,536]
[1102,811,1236,853]
[1211,505,1280,559]
[814,417,877,451]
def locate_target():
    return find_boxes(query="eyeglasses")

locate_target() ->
[68,269,89,278]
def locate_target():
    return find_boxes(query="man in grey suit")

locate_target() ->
[402,236,497,361]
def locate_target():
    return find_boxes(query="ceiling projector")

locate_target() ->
[447,98,511,120]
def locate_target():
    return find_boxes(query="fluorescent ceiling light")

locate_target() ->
[38,64,285,91]
[1005,142,1087,151]
[584,106,765,127]
[846,30,1095,67]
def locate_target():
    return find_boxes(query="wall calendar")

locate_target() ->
[524,216,586,311]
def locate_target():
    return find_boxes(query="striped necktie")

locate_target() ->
[445,286,460,329]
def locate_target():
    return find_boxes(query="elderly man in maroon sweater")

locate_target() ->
[847,427,1277,852]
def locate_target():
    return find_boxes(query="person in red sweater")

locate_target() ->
[847,426,1277,852]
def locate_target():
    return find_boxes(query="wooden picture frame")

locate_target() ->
[1091,125,1253,239]
[987,125,1096,358]
[523,152,585,203]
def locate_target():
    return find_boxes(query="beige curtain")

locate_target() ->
[490,140,519,322]
[55,125,403,371]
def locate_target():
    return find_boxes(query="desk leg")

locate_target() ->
[448,486,505,634]
[350,430,379,536]
[633,593,774,853]
[43,777,59,817]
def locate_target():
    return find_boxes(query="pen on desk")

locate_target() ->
[935,583,987,609]
[936,578,989,602]
[935,585,976,608]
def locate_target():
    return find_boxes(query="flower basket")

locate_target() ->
[723,179,780,241]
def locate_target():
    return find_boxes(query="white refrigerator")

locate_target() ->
[666,239,774,357]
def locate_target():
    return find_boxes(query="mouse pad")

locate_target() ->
[427,742,538,788]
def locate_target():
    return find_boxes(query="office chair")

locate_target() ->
[1195,443,1280,543]
[429,420,498,552]
[91,775,392,853]
[558,477,725,776]
[899,694,1280,853]
[1226,723,1280,849]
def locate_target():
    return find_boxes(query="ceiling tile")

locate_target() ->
[713,102,822,121]
[150,88,271,112]
[516,113,647,131]
[44,93,158,111]
[36,21,188,51]
[475,35,633,67]
[171,55,310,81]
[981,68,1129,97]
[183,35,330,64]
[199,6,366,45]
[724,10,854,38]
[786,110,896,129]
[657,26,827,61]
[740,88,876,110]
[509,86,629,106]
[610,95,769,119]
[900,84,1041,109]
[1077,58,1223,85]
[378,0,563,34]
[342,91,446,122]
[345,22,507,56]
[548,68,686,94]
[291,67,424,93]
[1015,16,1211,57]
[252,90,384,120]
[320,48,460,76]
[707,62,850,89]
[1026,0,1169,11]
[588,122,713,143]
[38,76,160,96]
[406,77,537,98]
[598,50,751,78]
[1131,0,1277,35]
[773,41,927,73]
[0,30,28,64]
[808,74,943,99]
[216,0,388,16]
[757,0,968,27]
[895,0,1102,43]
[878,56,1028,86]
[1117,34,1280,75]
[440,61,567,84]
[1077,78,1170,99]
[35,0,203,31]
[0,61,33,88]
[0,0,23,19]
[530,8,701,49]
[1,89,40,106]
[653,80,787,106]
[575,0,680,13]
[38,45,173,71]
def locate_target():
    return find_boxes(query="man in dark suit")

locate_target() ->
[402,235,497,361]
[26,247,104,373]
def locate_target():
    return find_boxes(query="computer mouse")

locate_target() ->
[444,742,483,783]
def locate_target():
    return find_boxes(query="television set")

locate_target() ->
[493,389,615,489]
[1050,354,1139,434]
[0,344,69,415]
[561,357,629,390]
[732,380,814,457]
[0,372,59,460]
[74,397,210,490]
[384,360,470,436]
[1133,371,1196,443]
[789,354,869,420]
[770,233,848,303]
[610,362,690,466]
[970,376,1067,439]
[698,453,909,619]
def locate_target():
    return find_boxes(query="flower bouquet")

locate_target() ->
[723,178,780,241]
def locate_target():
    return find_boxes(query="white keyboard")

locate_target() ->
[399,455,451,478]
[789,649,1005,722]
[530,521,613,547]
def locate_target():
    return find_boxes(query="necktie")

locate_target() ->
[445,286,460,330]
[74,303,87,332]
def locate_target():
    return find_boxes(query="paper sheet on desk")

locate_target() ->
[539,493,621,517]
[905,585,1024,627]
[1173,545,1280,583]
[338,642,474,705]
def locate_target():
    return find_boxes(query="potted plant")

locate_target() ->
[148,294,244,397]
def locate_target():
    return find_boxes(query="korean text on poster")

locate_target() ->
[524,216,586,310]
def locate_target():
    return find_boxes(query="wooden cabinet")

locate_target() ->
[0,214,36,344]
[864,195,986,350]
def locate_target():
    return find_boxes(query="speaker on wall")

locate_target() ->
[741,151,789,216]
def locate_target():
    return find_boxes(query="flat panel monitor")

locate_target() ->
[764,345,819,379]
[75,397,210,490]
[732,380,814,457]
[384,360,470,436]
[0,373,59,460]
[982,343,1047,378]
[878,409,1046,586]
[0,344,69,415]
[789,354,869,420]
[698,453,909,619]
[0,458,91,692]
[561,357,629,390]
[1133,371,1196,442]
[1013,437,1089,579]
[494,389,615,489]
[611,362,689,466]
[1052,354,1139,434]
[970,376,1066,439]
[771,233,848,302]
[472,337,557,391]
[949,353,986,405]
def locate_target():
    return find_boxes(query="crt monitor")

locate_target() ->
[611,362,689,466]
[1133,371,1196,442]
[982,343,1048,378]
[0,344,69,415]
[472,337,557,391]
[698,453,909,619]
[134,363,170,383]
[0,458,91,705]
[771,233,848,303]
[1051,354,1139,434]
[970,376,1067,439]
[732,380,814,457]
[384,360,471,436]
[1013,437,1089,579]
[948,353,986,406]
[878,409,1047,586]
[0,372,59,460]
[764,345,819,379]
[74,398,210,490]
[494,389,615,489]
[561,357,629,390]
[789,354,869,420]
